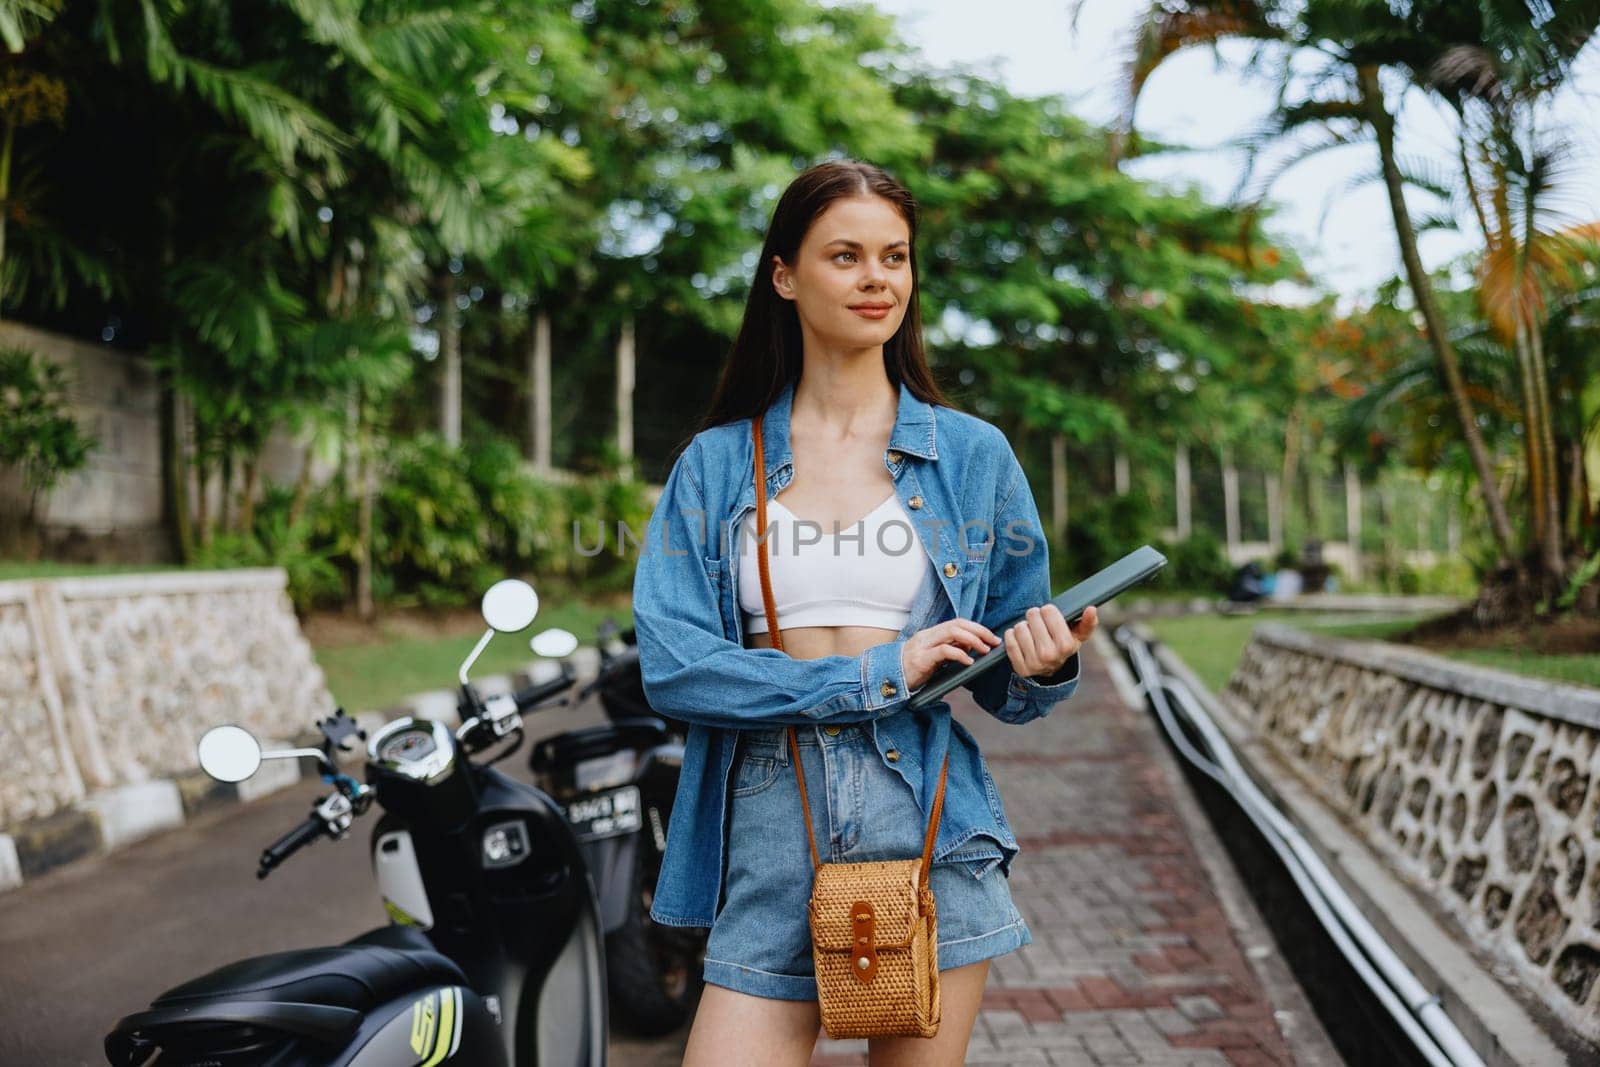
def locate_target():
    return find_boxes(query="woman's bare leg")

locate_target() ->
[682,983,821,1067]
[866,960,990,1067]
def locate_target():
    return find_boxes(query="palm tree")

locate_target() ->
[1423,4,1600,596]
[1112,0,1523,570]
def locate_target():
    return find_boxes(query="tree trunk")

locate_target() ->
[1221,446,1240,561]
[1280,401,1302,547]
[1344,461,1362,581]
[1050,433,1068,543]
[1511,318,1549,554]
[1568,438,1589,542]
[288,445,316,528]
[615,316,635,476]
[440,272,461,447]
[1265,469,1283,553]
[219,452,235,534]
[0,118,14,298]
[1174,442,1191,540]
[1360,66,1518,566]
[527,309,552,470]
[1526,320,1565,582]
[356,394,375,621]
[161,377,194,562]
[236,451,262,535]
[1302,462,1320,541]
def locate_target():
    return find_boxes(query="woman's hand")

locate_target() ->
[1003,604,1097,680]
[899,619,1001,691]
[898,605,1099,692]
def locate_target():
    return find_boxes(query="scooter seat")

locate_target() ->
[150,925,466,1014]
[105,926,466,1064]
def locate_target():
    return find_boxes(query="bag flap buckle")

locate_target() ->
[851,900,877,983]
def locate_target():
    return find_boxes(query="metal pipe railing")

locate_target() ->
[1115,624,1483,1067]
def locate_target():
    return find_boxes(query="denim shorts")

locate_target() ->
[702,723,1031,1001]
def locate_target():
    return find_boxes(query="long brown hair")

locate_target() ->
[694,159,952,439]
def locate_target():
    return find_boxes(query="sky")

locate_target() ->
[835,0,1600,306]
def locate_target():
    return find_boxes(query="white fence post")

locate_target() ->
[1175,443,1191,540]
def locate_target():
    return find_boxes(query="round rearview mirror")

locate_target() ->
[481,579,539,633]
[530,627,579,659]
[197,725,263,783]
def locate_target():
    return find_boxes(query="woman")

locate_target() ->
[631,158,1097,1065]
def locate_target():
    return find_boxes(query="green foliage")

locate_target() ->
[0,346,94,492]
[192,487,344,612]
[375,433,493,598]
[1558,554,1600,612]
[1153,531,1233,593]
[341,432,658,606]
[463,435,560,568]
[560,470,655,595]
[1063,494,1159,579]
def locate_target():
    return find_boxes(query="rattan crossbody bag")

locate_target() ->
[750,413,947,1039]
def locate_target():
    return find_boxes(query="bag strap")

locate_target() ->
[752,412,949,888]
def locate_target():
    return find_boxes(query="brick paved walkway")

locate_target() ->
[810,640,1308,1067]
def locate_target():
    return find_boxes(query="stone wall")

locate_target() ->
[1227,623,1600,1042]
[0,569,334,829]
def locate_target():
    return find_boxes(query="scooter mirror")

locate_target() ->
[197,725,263,783]
[480,579,539,633]
[530,627,578,659]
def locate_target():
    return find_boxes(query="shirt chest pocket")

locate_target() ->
[702,555,733,640]
[960,528,993,606]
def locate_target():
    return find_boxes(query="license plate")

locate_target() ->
[565,785,642,841]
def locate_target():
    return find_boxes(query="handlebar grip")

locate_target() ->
[257,815,325,878]
[512,670,576,711]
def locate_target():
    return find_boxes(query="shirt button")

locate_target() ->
[885,748,900,762]
[886,450,902,464]
[880,680,896,698]
[943,561,958,578]
[907,495,923,509]
[824,725,841,736]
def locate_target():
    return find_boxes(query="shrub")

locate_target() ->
[0,347,95,493]
[1152,530,1232,592]
[560,471,655,594]
[196,488,344,612]
[1063,493,1158,578]
[375,433,491,596]
[465,435,553,568]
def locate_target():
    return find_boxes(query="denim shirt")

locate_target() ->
[632,377,1083,928]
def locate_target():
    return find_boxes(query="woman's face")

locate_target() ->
[771,194,912,352]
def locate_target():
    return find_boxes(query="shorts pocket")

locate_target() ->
[732,740,784,798]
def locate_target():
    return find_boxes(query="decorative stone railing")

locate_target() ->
[1226,623,1600,1042]
[0,569,333,829]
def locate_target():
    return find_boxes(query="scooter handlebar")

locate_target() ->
[512,666,576,712]
[257,815,326,879]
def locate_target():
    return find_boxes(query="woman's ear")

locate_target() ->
[771,256,794,300]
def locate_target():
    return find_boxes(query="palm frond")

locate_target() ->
[1115,1,1286,158]
[0,0,58,52]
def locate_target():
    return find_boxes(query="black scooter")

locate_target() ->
[528,619,705,1035]
[105,579,607,1066]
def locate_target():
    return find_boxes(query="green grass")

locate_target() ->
[1146,610,1599,692]
[0,560,184,580]
[1445,649,1600,689]
[313,601,632,713]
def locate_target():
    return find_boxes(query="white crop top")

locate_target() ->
[737,491,925,633]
